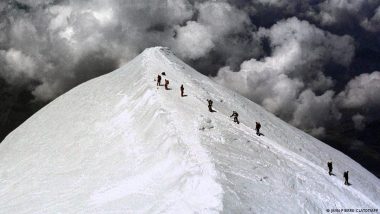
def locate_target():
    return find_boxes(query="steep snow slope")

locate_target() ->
[0,47,379,213]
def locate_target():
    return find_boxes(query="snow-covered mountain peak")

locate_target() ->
[0,47,379,213]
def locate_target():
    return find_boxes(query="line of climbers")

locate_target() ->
[156,72,351,186]
[156,73,264,136]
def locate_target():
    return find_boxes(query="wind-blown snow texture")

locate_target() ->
[0,47,379,213]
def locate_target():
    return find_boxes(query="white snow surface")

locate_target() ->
[0,47,379,213]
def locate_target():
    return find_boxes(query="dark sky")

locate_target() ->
[0,0,380,177]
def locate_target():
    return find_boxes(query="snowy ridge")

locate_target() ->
[0,47,379,213]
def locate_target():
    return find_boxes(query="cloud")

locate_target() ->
[337,71,380,109]
[0,48,37,83]
[291,89,340,136]
[173,21,214,59]
[257,17,354,69]
[197,1,250,36]
[173,1,250,60]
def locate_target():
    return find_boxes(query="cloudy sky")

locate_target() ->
[0,0,379,176]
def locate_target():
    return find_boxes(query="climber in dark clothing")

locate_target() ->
[344,171,349,185]
[165,79,170,90]
[230,111,239,124]
[180,84,185,97]
[256,122,261,136]
[327,161,333,176]
[157,74,162,86]
[207,99,215,112]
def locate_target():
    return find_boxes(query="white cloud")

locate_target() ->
[0,48,37,83]
[291,89,340,136]
[173,21,214,59]
[258,17,354,69]
[173,1,250,60]
[338,71,380,109]
[197,1,249,37]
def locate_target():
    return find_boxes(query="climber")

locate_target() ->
[180,84,185,97]
[207,99,215,112]
[256,122,261,136]
[327,161,333,176]
[157,74,162,86]
[165,79,170,90]
[230,111,239,124]
[344,171,349,185]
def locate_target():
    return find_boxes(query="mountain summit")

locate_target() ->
[0,47,379,213]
